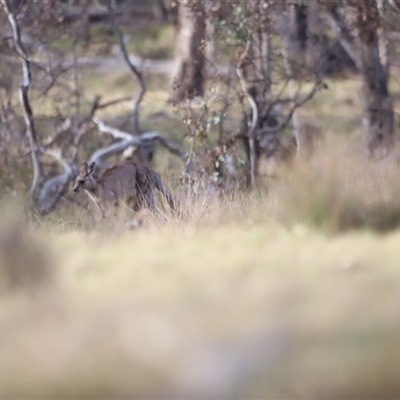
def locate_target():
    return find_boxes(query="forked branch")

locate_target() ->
[91,117,188,166]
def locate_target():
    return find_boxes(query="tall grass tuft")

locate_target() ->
[268,142,400,233]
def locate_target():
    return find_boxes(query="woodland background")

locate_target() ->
[1,0,400,398]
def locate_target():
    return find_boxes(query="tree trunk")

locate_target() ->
[1,0,43,202]
[169,0,206,102]
[356,0,394,157]
[276,0,307,73]
[205,0,215,64]
[377,0,389,76]
[308,2,357,74]
[238,1,277,187]
[277,0,303,156]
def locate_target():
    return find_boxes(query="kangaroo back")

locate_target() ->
[74,160,174,211]
[135,164,174,210]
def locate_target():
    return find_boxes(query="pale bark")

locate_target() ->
[1,0,43,201]
[169,0,206,102]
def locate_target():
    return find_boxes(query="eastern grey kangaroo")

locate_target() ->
[73,161,174,211]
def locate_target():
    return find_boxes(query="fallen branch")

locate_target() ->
[91,117,188,166]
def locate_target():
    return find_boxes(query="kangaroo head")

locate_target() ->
[73,162,97,193]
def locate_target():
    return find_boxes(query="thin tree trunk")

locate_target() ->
[279,1,302,156]
[1,0,43,201]
[205,0,215,64]
[282,44,302,157]
[169,0,206,102]
[356,0,394,157]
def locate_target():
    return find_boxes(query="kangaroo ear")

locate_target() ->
[89,162,96,175]
[79,162,89,174]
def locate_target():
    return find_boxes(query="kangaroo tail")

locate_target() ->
[153,173,175,211]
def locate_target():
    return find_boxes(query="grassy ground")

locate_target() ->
[1,208,400,398]
[2,21,400,399]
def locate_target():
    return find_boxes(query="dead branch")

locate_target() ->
[389,0,400,12]
[107,1,145,134]
[326,5,361,70]
[39,171,76,215]
[92,116,133,140]
[91,117,188,166]
[1,0,44,201]
[41,148,73,174]
[255,82,320,135]
[42,118,72,147]
[97,96,132,109]
[236,37,258,188]
[252,38,333,137]
[38,96,102,214]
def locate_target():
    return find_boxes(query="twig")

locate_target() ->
[97,96,132,109]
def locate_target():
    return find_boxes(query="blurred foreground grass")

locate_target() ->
[1,195,400,398]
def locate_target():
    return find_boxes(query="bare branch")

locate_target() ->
[255,81,321,135]
[91,117,188,166]
[107,0,145,133]
[97,96,132,109]
[38,172,76,215]
[326,5,361,70]
[92,116,133,141]
[41,148,73,174]
[38,96,102,214]
[236,37,258,188]
[389,0,400,13]
[41,118,72,147]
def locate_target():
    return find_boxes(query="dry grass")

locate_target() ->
[2,142,400,398]
[266,137,400,233]
[2,199,400,397]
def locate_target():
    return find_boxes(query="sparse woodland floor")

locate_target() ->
[3,23,400,398]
